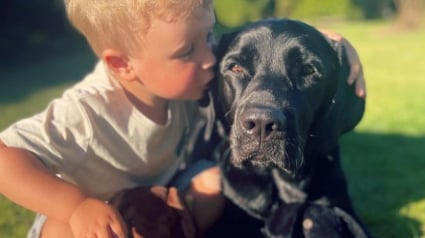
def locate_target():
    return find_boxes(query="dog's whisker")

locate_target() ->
[224,110,232,119]
[308,133,318,138]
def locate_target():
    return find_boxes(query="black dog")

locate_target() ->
[204,19,368,237]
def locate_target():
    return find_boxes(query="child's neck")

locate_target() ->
[124,90,168,125]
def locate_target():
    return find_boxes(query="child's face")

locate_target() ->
[130,7,216,101]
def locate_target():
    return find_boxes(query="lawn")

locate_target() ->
[1,20,425,237]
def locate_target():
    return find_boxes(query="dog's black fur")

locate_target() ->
[204,19,368,237]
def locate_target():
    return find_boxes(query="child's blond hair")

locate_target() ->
[65,0,213,57]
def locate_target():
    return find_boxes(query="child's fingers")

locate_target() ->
[343,39,366,98]
[343,38,362,84]
[109,211,128,238]
[355,75,366,98]
[346,61,366,98]
[347,62,361,85]
[193,166,221,194]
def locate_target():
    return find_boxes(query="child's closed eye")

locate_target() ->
[182,45,194,58]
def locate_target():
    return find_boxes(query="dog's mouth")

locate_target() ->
[226,102,307,178]
[230,136,304,178]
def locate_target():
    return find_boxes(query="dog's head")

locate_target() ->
[213,19,364,180]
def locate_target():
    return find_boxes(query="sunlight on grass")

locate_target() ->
[401,201,425,238]
[0,199,34,238]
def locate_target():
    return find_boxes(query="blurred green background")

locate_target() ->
[1,0,425,237]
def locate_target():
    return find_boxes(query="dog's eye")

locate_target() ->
[228,63,244,74]
[301,64,316,76]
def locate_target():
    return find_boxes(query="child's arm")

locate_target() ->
[186,166,225,235]
[320,29,366,99]
[0,141,127,237]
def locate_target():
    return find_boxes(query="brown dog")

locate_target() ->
[109,186,198,238]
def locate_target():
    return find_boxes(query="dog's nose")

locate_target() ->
[240,107,284,140]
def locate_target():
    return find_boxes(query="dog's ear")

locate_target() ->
[330,41,366,134]
[333,207,369,238]
[214,30,241,59]
[308,40,365,153]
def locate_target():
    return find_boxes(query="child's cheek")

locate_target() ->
[163,69,198,97]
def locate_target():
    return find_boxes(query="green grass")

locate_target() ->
[1,20,425,237]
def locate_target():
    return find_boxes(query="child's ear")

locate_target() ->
[102,49,136,81]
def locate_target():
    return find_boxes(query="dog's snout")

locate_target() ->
[240,107,284,139]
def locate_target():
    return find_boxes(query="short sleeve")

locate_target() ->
[0,93,93,173]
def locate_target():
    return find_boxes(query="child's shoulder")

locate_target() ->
[69,61,118,95]
[62,61,124,105]
[47,61,130,124]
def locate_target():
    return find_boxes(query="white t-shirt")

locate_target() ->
[0,62,203,200]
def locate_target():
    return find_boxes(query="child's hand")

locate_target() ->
[321,30,366,99]
[187,166,224,234]
[341,36,366,99]
[69,197,127,238]
[190,166,222,195]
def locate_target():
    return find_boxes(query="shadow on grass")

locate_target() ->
[0,44,97,105]
[341,131,425,238]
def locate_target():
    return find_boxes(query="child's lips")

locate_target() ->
[203,77,214,89]
[200,80,211,91]
[205,70,214,83]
